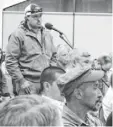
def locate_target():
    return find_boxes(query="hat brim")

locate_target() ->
[82,70,104,83]
[62,70,104,97]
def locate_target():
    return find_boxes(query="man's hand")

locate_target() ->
[21,81,31,94]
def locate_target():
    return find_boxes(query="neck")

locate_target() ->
[42,91,52,99]
[67,100,89,121]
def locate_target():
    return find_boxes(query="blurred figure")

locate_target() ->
[39,66,66,111]
[56,44,72,71]
[102,73,113,121]
[0,95,63,126]
[69,48,92,68]
[57,64,104,126]
[1,60,14,97]
[0,50,9,97]
[98,55,112,72]
[97,55,112,95]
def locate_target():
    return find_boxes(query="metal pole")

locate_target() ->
[2,10,3,50]
[72,0,76,48]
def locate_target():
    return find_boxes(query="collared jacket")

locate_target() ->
[6,21,56,89]
[63,105,103,127]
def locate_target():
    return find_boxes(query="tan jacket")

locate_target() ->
[6,21,56,93]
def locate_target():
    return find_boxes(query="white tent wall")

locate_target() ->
[2,11,112,58]
[0,0,26,49]
[74,14,112,58]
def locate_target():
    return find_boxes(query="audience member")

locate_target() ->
[97,55,112,95]
[56,44,72,71]
[57,64,104,126]
[0,95,63,126]
[39,66,66,111]
[69,48,92,68]
[5,3,56,95]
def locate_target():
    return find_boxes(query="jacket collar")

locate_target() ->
[19,20,44,47]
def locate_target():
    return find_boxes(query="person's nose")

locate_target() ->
[97,88,103,100]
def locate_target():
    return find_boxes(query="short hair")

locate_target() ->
[39,66,65,94]
[0,95,62,126]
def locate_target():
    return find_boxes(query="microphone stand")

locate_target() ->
[59,33,73,49]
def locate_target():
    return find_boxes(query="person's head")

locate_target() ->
[58,67,104,112]
[24,4,43,29]
[97,55,112,72]
[69,48,92,67]
[57,44,71,66]
[0,95,63,126]
[39,66,66,101]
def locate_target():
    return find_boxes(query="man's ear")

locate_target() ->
[73,88,83,100]
[43,82,51,92]
[25,15,29,21]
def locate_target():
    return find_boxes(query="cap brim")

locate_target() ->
[83,70,104,83]
[62,70,104,97]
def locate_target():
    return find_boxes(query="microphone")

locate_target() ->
[45,23,63,35]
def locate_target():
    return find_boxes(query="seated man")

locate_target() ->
[0,95,63,126]
[57,64,104,126]
[39,66,66,111]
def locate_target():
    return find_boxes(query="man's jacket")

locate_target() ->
[6,21,56,85]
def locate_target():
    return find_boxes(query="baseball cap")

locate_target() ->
[57,64,104,96]
[24,4,42,16]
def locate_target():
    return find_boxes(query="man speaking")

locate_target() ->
[6,3,56,95]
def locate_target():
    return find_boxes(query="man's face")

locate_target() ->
[27,13,42,29]
[49,73,64,101]
[80,81,103,111]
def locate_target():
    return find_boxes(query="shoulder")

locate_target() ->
[9,26,26,41]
